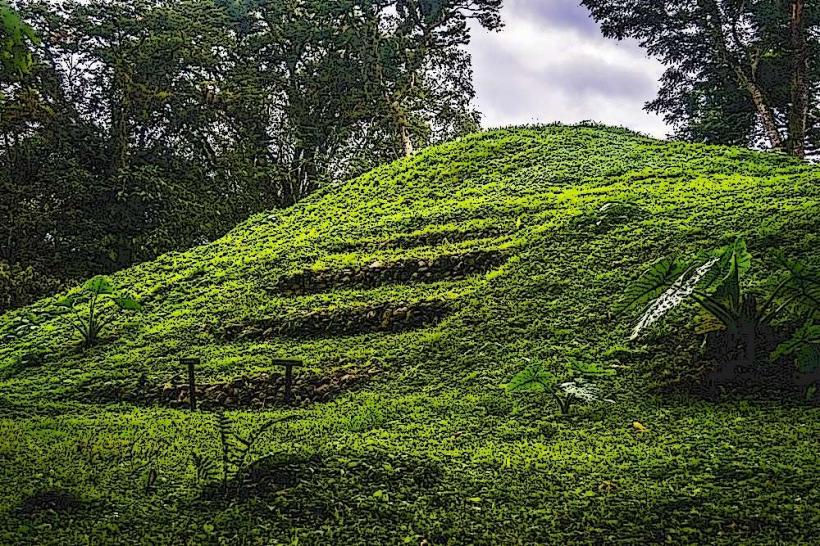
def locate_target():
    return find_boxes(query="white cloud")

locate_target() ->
[468,0,669,138]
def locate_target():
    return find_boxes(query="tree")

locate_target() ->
[361,0,502,157]
[582,0,819,158]
[0,0,38,79]
[0,0,500,312]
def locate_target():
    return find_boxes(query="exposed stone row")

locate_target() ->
[224,300,451,340]
[271,250,507,296]
[330,227,506,252]
[83,367,372,409]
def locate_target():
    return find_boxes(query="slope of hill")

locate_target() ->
[1,124,818,544]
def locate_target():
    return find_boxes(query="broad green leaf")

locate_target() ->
[615,257,687,315]
[774,253,820,310]
[772,321,820,361]
[796,345,820,374]
[506,363,556,393]
[630,256,719,340]
[559,380,603,402]
[83,275,114,295]
[55,295,76,308]
[703,238,751,298]
[114,296,142,311]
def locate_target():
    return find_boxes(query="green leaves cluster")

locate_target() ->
[0,1,38,78]
[620,237,820,376]
[506,359,613,415]
[56,275,141,350]
[620,238,755,340]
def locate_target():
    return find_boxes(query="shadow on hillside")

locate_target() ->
[16,489,90,518]
[196,451,443,520]
[650,330,818,405]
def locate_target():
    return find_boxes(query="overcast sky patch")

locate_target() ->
[468,0,670,138]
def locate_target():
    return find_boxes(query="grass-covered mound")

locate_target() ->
[1,124,818,544]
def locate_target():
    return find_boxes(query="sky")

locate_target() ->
[468,0,670,138]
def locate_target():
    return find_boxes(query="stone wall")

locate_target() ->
[272,250,507,296]
[84,366,374,410]
[328,227,506,253]
[224,300,450,340]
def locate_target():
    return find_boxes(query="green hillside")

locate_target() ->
[1,125,818,544]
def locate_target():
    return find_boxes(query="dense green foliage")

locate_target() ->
[621,237,819,383]
[0,0,37,78]
[0,0,500,311]
[0,125,819,544]
[582,0,818,157]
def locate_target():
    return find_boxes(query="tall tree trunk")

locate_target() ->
[736,70,786,152]
[788,0,809,159]
[390,99,414,157]
[399,123,414,157]
[110,64,129,175]
[701,0,786,151]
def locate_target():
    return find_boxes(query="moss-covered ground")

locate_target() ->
[1,125,818,544]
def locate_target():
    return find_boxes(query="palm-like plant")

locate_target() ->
[56,275,142,349]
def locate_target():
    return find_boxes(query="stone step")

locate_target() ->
[270,250,508,296]
[224,300,451,340]
[330,227,507,252]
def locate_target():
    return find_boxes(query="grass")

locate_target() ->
[0,123,818,544]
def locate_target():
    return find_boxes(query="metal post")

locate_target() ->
[181,358,199,411]
[284,362,293,404]
[273,358,303,405]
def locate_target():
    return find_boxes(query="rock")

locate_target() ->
[314,384,330,398]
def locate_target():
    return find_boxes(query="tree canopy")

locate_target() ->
[582,0,818,158]
[0,0,501,311]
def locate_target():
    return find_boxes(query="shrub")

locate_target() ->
[0,261,62,313]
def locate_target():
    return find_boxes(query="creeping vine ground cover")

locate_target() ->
[0,125,818,544]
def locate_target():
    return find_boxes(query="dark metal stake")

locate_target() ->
[285,363,293,403]
[181,358,199,411]
[273,358,303,405]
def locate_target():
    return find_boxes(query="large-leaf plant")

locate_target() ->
[618,238,819,377]
[506,359,614,415]
[56,275,142,350]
